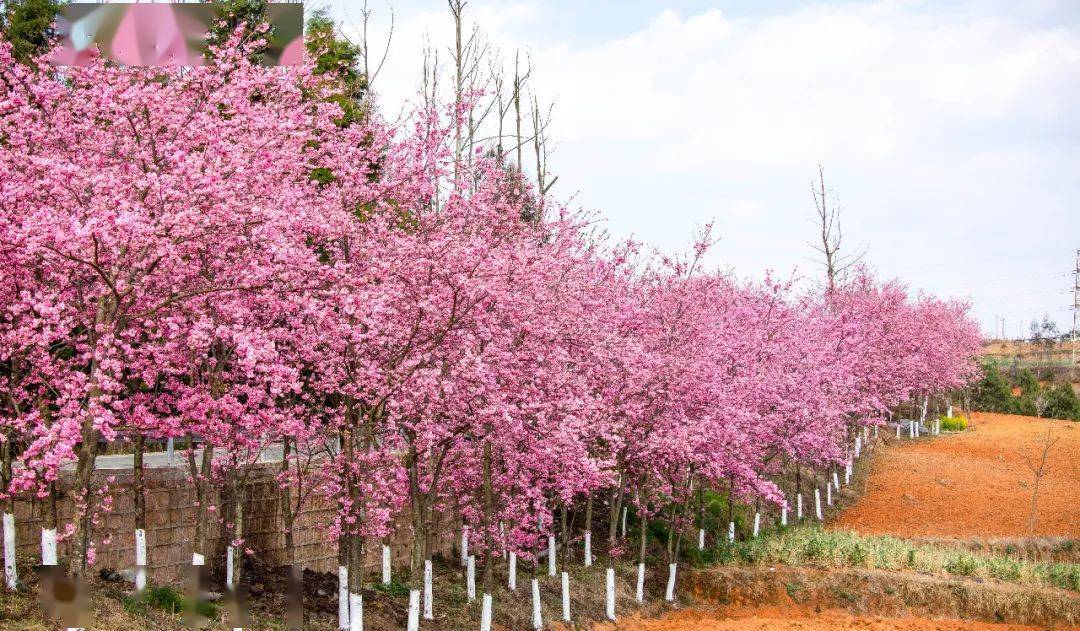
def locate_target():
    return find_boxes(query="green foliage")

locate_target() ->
[971,362,1017,414]
[1043,382,1080,421]
[707,525,1080,591]
[0,0,62,65]
[122,586,218,620]
[939,415,968,431]
[205,0,270,63]
[1016,368,1040,397]
[370,579,410,598]
[305,9,366,128]
[944,552,979,576]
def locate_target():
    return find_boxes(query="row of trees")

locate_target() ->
[0,12,982,631]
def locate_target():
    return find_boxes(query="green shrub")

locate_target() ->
[939,415,968,431]
[123,586,218,620]
[945,553,979,577]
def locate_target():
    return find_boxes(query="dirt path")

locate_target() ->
[603,608,1043,630]
[832,412,1080,538]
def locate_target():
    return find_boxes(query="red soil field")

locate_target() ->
[602,607,1042,630]
[832,412,1080,538]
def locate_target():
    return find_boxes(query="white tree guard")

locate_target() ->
[635,562,645,603]
[226,545,234,588]
[42,528,57,566]
[606,567,616,620]
[584,531,592,567]
[664,563,676,602]
[134,528,147,592]
[531,578,543,630]
[844,464,851,485]
[4,513,17,590]
[781,507,788,527]
[406,590,420,631]
[508,552,517,591]
[382,545,391,585]
[480,593,493,631]
[466,555,476,602]
[797,494,803,520]
[827,482,833,506]
[548,535,556,576]
[753,512,760,537]
[338,565,349,630]
[814,488,823,520]
[727,521,735,542]
[561,571,571,621]
[832,471,840,489]
[697,528,705,550]
[423,559,433,619]
[349,592,363,631]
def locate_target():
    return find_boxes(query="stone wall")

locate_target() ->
[11,464,452,585]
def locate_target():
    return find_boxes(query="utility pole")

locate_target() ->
[1072,249,1079,377]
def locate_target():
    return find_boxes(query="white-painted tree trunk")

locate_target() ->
[499,522,506,558]
[635,562,645,603]
[531,578,543,630]
[508,552,517,591]
[920,396,928,423]
[814,488,823,520]
[664,563,676,602]
[606,567,616,620]
[480,593,493,631]
[561,571,571,622]
[134,528,147,592]
[407,590,420,631]
[909,420,915,439]
[42,528,57,566]
[796,494,803,520]
[583,531,592,567]
[338,565,349,630]
[621,506,628,539]
[423,559,433,619]
[781,507,788,526]
[727,521,735,542]
[874,425,878,438]
[349,592,363,631]
[753,512,760,537]
[697,528,704,550]
[226,545,235,589]
[854,436,861,458]
[548,535,556,576]
[844,464,852,485]
[897,424,901,439]
[4,513,17,590]
[382,545,391,585]
[947,404,953,418]
[832,471,840,489]
[826,482,833,506]
[466,555,476,602]
[461,528,468,567]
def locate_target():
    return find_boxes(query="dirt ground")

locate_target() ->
[602,607,1044,630]
[831,412,1080,538]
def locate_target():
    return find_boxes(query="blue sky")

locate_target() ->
[319,0,1080,338]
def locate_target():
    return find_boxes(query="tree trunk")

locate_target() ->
[482,441,494,595]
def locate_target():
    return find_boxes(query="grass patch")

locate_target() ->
[122,585,218,620]
[369,579,410,598]
[706,525,1080,592]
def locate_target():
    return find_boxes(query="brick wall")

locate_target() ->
[10,464,453,585]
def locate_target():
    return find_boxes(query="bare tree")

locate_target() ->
[1018,425,1059,534]
[530,90,557,197]
[356,0,395,91]
[810,163,864,290]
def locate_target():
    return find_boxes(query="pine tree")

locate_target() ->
[0,0,62,65]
